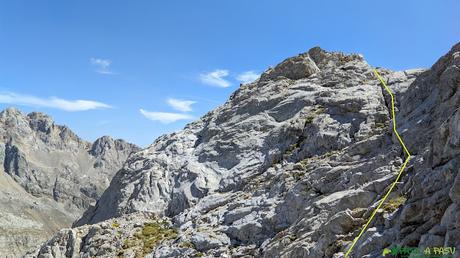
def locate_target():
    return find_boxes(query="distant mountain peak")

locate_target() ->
[0,107,139,257]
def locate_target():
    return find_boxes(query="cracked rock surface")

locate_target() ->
[31,43,460,258]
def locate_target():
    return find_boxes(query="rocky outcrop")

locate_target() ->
[0,108,139,257]
[31,43,460,258]
[75,47,390,227]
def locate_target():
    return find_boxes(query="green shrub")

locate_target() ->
[299,158,309,167]
[383,196,407,212]
[282,142,300,160]
[292,171,304,181]
[304,106,326,125]
[138,222,178,253]
[288,234,297,241]
[120,220,178,257]
[179,241,196,249]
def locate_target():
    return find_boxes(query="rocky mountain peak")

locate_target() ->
[27,111,55,134]
[90,135,119,156]
[259,47,366,83]
[74,46,393,227]
[1,106,23,116]
[308,46,364,69]
[28,42,460,258]
[90,136,140,169]
[0,107,27,126]
[260,51,319,81]
[0,107,139,257]
[90,136,139,156]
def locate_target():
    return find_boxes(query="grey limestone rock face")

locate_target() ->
[260,52,320,81]
[0,108,139,257]
[33,43,460,258]
[75,46,390,227]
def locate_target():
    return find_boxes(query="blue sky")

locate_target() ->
[0,1,459,147]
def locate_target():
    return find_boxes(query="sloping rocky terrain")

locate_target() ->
[0,108,139,257]
[30,42,460,258]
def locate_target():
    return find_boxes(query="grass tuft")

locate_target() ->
[383,196,407,212]
[179,241,196,249]
[119,220,178,257]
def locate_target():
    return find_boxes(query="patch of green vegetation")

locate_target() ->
[179,241,196,249]
[112,221,120,228]
[122,238,137,249]
[288,234,297,241]
[292,171,304,181]
[383,196,407,212]
[305,114,316,124]
[284,142,299,156]
[375,122,386,128]
[194,252,204,257]
[322,150,339,158]
[350,207,367,218]
[374,122,386,129]
[299,158,309,167]
[119,220,178,258]
[315,106,326,114]
[138,222,178,253]
[304,106,326,125]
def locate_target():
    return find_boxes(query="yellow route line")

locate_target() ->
[344,69,412,258]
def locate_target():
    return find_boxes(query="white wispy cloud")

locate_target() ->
[0,92,112,111]
[199,69,231,88]
[140,109,194,124]
[166,98,196,112]
[236,71,260,84]
[90,58,114,74]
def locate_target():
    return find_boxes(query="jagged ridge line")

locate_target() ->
[344,69,412,257]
